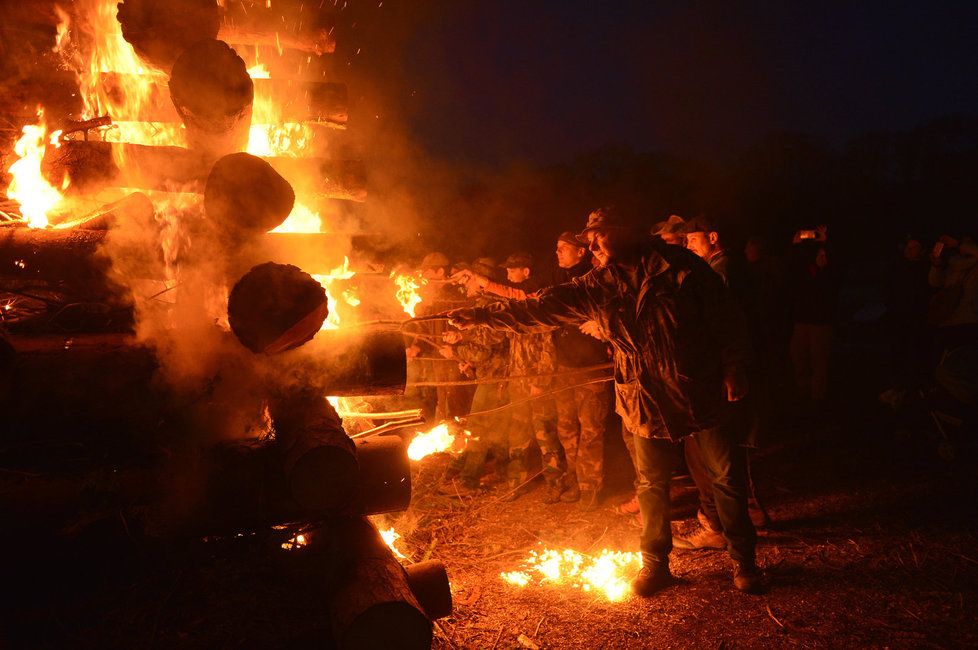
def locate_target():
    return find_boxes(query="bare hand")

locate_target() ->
[438,345,455,359]
[405,345,421,359]
[443,330,462,344]
[815,224,828,241]
[579,320,603,340]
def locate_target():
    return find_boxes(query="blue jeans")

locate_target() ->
[634,425,756,566]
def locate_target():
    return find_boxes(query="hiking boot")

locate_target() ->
[542,479,565,504]
[615,493,639,515]
[560,481,581,503]
[631,562,674,597]
[749,499,771,529]
[673,526,727,551]
[733,561,764,594]
[499,480,530,502]
[696,509,721,533]
[578,488,601,511]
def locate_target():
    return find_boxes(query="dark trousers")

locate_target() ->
[634,426,756,566]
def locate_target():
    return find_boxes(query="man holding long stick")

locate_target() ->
[448,207,764,595]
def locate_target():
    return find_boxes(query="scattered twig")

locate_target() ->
[532,616,544,637]
[766,604,786,630]
[490,626,504,650]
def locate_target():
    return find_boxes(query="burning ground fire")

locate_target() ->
[500,546,643,602]
[406,422,471,461]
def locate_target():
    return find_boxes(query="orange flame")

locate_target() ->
[6,110,64,228]
[379,527,408,560]
[500,546,643,602]
[392,273,426,318]
[406,422,471,461]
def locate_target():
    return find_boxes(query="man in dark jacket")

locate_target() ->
[449,207,762,595]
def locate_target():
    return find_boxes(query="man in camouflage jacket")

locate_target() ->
[449,207,763,596]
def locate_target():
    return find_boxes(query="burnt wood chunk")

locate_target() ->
[327,517,433,650]
[43,141,366,201]
[204,152,295,236]
[116,0,221,72]
[405,561,453,620]
[227,262,327,354]
[169,39,253,156]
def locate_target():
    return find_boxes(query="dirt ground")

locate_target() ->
[389,414,978,649]
[5,406,978,649]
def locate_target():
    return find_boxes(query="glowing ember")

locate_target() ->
[281,533,308,550]
[407,423,459,461]
[380,527,408,560]
[272,202,322,233]
[6,111,64,228]
[392,273,426,318]
[500,547,643,602]
[312,256,357,331]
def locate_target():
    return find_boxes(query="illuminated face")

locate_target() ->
[555,240,586,268]
[421,266,446,281]
[506,267,530,283]
[685,231,714,259]
[586,229,618,266]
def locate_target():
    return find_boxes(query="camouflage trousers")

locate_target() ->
[507,379,560,485]
[554,369,611,490]
[459,380,509,485]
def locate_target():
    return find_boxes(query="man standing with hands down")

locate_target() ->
[448,207,763,596]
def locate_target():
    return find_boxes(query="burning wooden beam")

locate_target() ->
[97,73,348,125]
[43,141,367,201]
[220,0,337,55]
[325,517,435,650]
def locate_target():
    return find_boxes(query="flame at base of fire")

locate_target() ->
[406,422,471,461]
[6,112,64,228]
[500,546,643,602]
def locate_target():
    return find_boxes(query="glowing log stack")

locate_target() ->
[0,1,451,645]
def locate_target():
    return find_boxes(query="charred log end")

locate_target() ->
[117,0,221,72]
[289,445,359,511]
[355,433,412,514]
[169,38,253,156]
[228,262,326,354]
[340,602,432,650]
[204,152,295,237]
[405,561,453,620]
[307,330,407,397]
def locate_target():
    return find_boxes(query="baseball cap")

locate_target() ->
[576,206,628,243]
[501,252,533,269]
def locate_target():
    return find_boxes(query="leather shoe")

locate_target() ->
[578,488,600,511]
[631,562,674,597]
[673,526,727,551]
[733,562,765,594]
[560,482,581,503]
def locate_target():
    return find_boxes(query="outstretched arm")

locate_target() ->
[449,278,598,333]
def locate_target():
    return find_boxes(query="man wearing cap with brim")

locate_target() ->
[651,214,687,247]
[448,206,763,596]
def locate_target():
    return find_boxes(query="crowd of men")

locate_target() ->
[401,206,978,598]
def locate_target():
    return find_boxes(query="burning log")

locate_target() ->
[354,433,412,514]
[43,141,367,201]
[116,0,222,72]
[227,262,327,354]
[205,153,295,238]
[168,39,253,157]
[56,192,155,231]
[220,0,337,55]
[96,73,348,125]
[404,561,454,620]
[326,517,434,650]
[269,390,358,512]
[0,226,112,280]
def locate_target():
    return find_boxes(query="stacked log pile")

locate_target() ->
[0,2,449,646]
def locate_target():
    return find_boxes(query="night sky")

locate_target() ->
[345,1,978,165]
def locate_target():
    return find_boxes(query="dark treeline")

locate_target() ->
[410,114,978,269]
